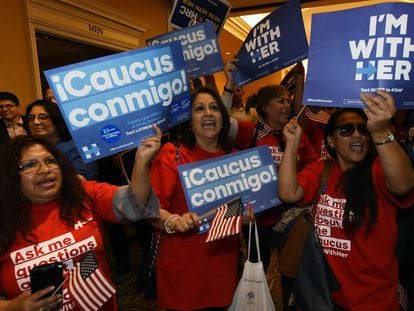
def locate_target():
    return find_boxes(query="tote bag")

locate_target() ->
[229,221,275,311]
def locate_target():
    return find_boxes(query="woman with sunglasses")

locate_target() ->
[278,90,414,310]
[0,132,161,310]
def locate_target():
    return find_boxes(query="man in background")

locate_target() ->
[0,91,28,144]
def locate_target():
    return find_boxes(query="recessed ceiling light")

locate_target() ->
[240,13,270,28]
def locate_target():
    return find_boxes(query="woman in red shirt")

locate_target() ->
[278,90,414,310]
[150,87,240,311]
[0,129,161,311]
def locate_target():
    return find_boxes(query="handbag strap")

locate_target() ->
[310,160,333,221]
[314,160,332,203]
[247,221,261,262]
[149,232,161,269]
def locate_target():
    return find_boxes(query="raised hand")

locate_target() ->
[361,90,396,135]
[223,57,238,90]
[136,124,162,166]
[283,118,302,146]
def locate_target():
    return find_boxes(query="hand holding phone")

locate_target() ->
[7,288,62,311]
[30,262,64,298]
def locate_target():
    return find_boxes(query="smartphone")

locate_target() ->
[30,262,64,297]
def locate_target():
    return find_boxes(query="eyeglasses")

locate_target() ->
[334,123,370,137]
[18,156,61,174]
[27,114,51,123]
[0,104,16,110]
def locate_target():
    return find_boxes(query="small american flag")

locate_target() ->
[68,251,116,311]
[304,106,331,124]
[205,198,243,242]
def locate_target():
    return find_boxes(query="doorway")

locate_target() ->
[26,0,148,99]
[35,32,116,97]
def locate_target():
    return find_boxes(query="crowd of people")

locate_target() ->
[0,56,414,311]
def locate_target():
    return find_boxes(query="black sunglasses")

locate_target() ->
[334,123,370,137]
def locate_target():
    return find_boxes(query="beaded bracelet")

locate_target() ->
[164,214,180,234]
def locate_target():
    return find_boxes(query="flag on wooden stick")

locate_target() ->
[68,251,116,311]
[205,197,243,243]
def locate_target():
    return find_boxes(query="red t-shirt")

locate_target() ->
[0,181,118,311]
[298,160,414,310]
[235,121,318,226]
[304,120,327,160]
[151,142,240,310]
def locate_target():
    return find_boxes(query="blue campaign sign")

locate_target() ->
[303,2,414,109]
[147,21,223,79]
[169,0,231,35]
[178,145,281,222]
[44,42,191,163]
[232,0,308,86]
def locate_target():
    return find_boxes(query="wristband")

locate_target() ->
[224,86,233,93]
[164,214,180,234]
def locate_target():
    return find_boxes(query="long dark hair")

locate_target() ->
[179,87,233,153]
[26,99,72,141]
[0,136,90,255]
[324,108,377,234]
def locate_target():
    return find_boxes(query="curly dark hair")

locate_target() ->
[26,99,72,141]
[0,135,90,255]
[179,87,233,154]
[324,108,377,235]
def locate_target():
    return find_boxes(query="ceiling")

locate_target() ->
[227,0,368,15]
[223,0,411,43]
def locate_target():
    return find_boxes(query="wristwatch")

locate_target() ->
[374,131,395,145]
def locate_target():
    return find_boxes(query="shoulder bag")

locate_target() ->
[136,231,161,301]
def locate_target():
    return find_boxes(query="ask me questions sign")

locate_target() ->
[304,2,414,109]
[45,42,191,163]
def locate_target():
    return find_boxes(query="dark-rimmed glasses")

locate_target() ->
[18,156,61,174]
[334,123,370,137]
[27,114,51,123]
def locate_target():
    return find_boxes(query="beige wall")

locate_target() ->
[0,0,171,110]
[0,0,38,108]
[97,0,171,41]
